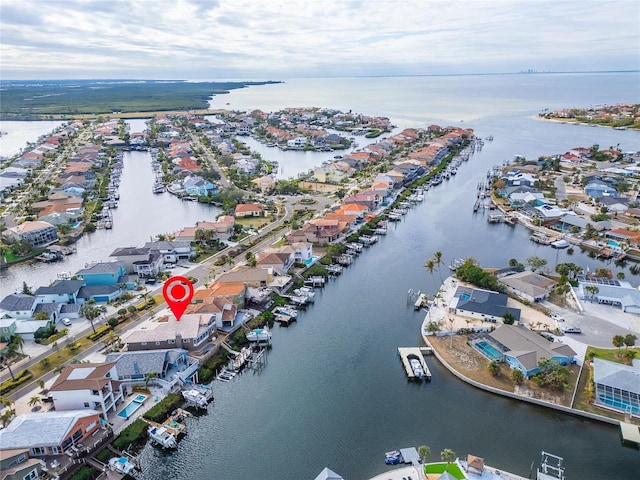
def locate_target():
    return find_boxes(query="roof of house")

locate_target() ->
[489,325,576,371]
[77,285,120,298]
[8,220,56,235]
[76,261,124,276]
[105,349,187,378]
[35,280,85,296]
[235,203,263,213]
[0,294,35,312]
[50,362,116,391]
[314,467,344,480]
[110,247,149,257]
[593,358,640,394]
[0,410,101,449]
[500,271,557,298]
[451,287,521,321]
[123,314,211,344]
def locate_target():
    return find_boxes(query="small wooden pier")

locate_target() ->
[398,347,431,381]
[143,408,190,437]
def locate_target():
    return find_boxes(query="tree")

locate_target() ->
[511,368,525,384]
[418,445,431,463]
[80,300,101,334]
[526,256,547,272]
[533,359,570,390]
[21,281,33,295]
[127,305,137,315]
[33,311,50,321]
[11,334,24,355]
[617,271,626,281]
[424,258,438,289]
[624,349,636,364]
[502,312,515,325]
[584,285,599,301]
[28,396,41,410]
[488,360,500,376]
[623,334,637,350]
[612,334,625,352]
[440,448,456,464]
[433,251,444,283]
[0,410,13,427]
[144,371,158,388]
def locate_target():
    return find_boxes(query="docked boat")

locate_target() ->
[293,286,315,302]
[148,426,178,448]
[217,368,237,382]
[410,359,425,379]
[152,182,164,193]
[273,306,298,319]
[551,239,569,249]
[246,326,272,343]
[108,457,136,475]
[384,450,402,465]
[182,387,211,409]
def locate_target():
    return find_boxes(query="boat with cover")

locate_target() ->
[410,358,425,379]
[148,426,178,448]
[385,450,402,464]
[109,457,136,475]
[246,326,272,343]
[182,388,209,409]
[551,239,569,249]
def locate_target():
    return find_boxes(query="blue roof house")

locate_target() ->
[75,261,126,286]
[585,181,617,198]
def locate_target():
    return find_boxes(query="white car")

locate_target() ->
[550,313,564,322]
[61,318,72,326]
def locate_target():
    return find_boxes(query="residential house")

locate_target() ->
[75,262,127,286]
[0,410,102,457]
[193,282,246,309]
[34,280,84,305]
[3,221,58,248]
[185,297,238,330]
[235,203,264,218]
[77,285,122,304]
[449,286,521,323]
[0,294,36,321]
[0,449,45,480]
[49,362,124,418]
[251,175,276,193]
[343,192,381,210]
[109,247,150,273]
[592,358,639,415]
[256,250,295,276]
[488,325,576,378]
[105,349,199,390]
[577,278,640,314]
[287,219,342,245]
[215,266,273,288]
[123,314,217,352]
[291,242,313,263]
[287,137,308,147]
[132,251,163,278]
[144,240,195,263]
[0,318,17,342]
[499,271,557,303]
[585,181,617,198]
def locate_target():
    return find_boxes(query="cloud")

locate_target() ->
[1,0,638,79]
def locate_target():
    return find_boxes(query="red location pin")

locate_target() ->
[162,276,194,321]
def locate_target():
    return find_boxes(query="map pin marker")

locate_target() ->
[162,275,194,321]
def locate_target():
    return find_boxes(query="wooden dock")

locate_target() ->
[142,408,190,437]
[398,347,431,381]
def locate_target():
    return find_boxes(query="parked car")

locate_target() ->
[549,313,564,322]
[61,318,72,326]
[562,326,582,334]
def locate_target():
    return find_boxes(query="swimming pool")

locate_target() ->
[598,394,640,415]
[474,341,503,360]
[460,293,471,301]
[607,239,621,248]
[117,394,147,419]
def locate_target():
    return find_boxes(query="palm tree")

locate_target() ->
[612,334,625,352]
[0,410,13,427]
[433,251,444,283]
[424,258,437,289]
[11,334,24,355]
[418,445,431,464]
[28,396,41,410]
[441,448,456,464]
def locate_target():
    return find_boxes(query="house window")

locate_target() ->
[22,468,38,480]
[83,402,90,408]
[30,446,46,456]
[168,339,175,344]
[86,420,96,432]
[49,446,60,455]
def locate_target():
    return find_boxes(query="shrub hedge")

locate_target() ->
[112,419,148,451]
[0,369,33,395]
[142,393,183,423]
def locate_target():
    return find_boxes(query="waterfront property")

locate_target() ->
[487,325,576,378]
[117,394,147,419]
[499,271,557,303]
[449,286,521,323]
[577,276,640,314]
[592,358,640,416]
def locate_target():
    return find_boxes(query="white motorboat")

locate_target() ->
[551,239,569,249]
[410,358,425,378]
[182,389,209,409]
[246,326,272,343]
[109,456,136,475]
[148,426,178,448]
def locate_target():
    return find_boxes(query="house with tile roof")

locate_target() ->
[488,325,576,378]
[0,410,102,458]
[235,203,265,218]
[3,221,58,248]
[592,358,640,415]
[256,250,295,276]
[48,362,124,418]
[123,314,217,352]
[215,266,274,288]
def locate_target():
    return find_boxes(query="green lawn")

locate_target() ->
[424,462,465,479]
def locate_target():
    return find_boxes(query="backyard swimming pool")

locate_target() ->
[607,239,621,248]
[474,340,503,360]
[117,394,147,419]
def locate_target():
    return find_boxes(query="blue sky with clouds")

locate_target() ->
[1,0,638,80]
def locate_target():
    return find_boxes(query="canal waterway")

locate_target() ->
[0,120,65,159]
[1,146,221,294]
[3,74,640,478]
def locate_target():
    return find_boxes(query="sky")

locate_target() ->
[1,0,639,80]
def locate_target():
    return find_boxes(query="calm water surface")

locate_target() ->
[4,75,640,478]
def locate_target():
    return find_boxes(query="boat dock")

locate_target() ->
[619,421,640,447]
[397,347,431,381]
[143,408,190,437]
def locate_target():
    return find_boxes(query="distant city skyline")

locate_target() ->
[1,0,639,80]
